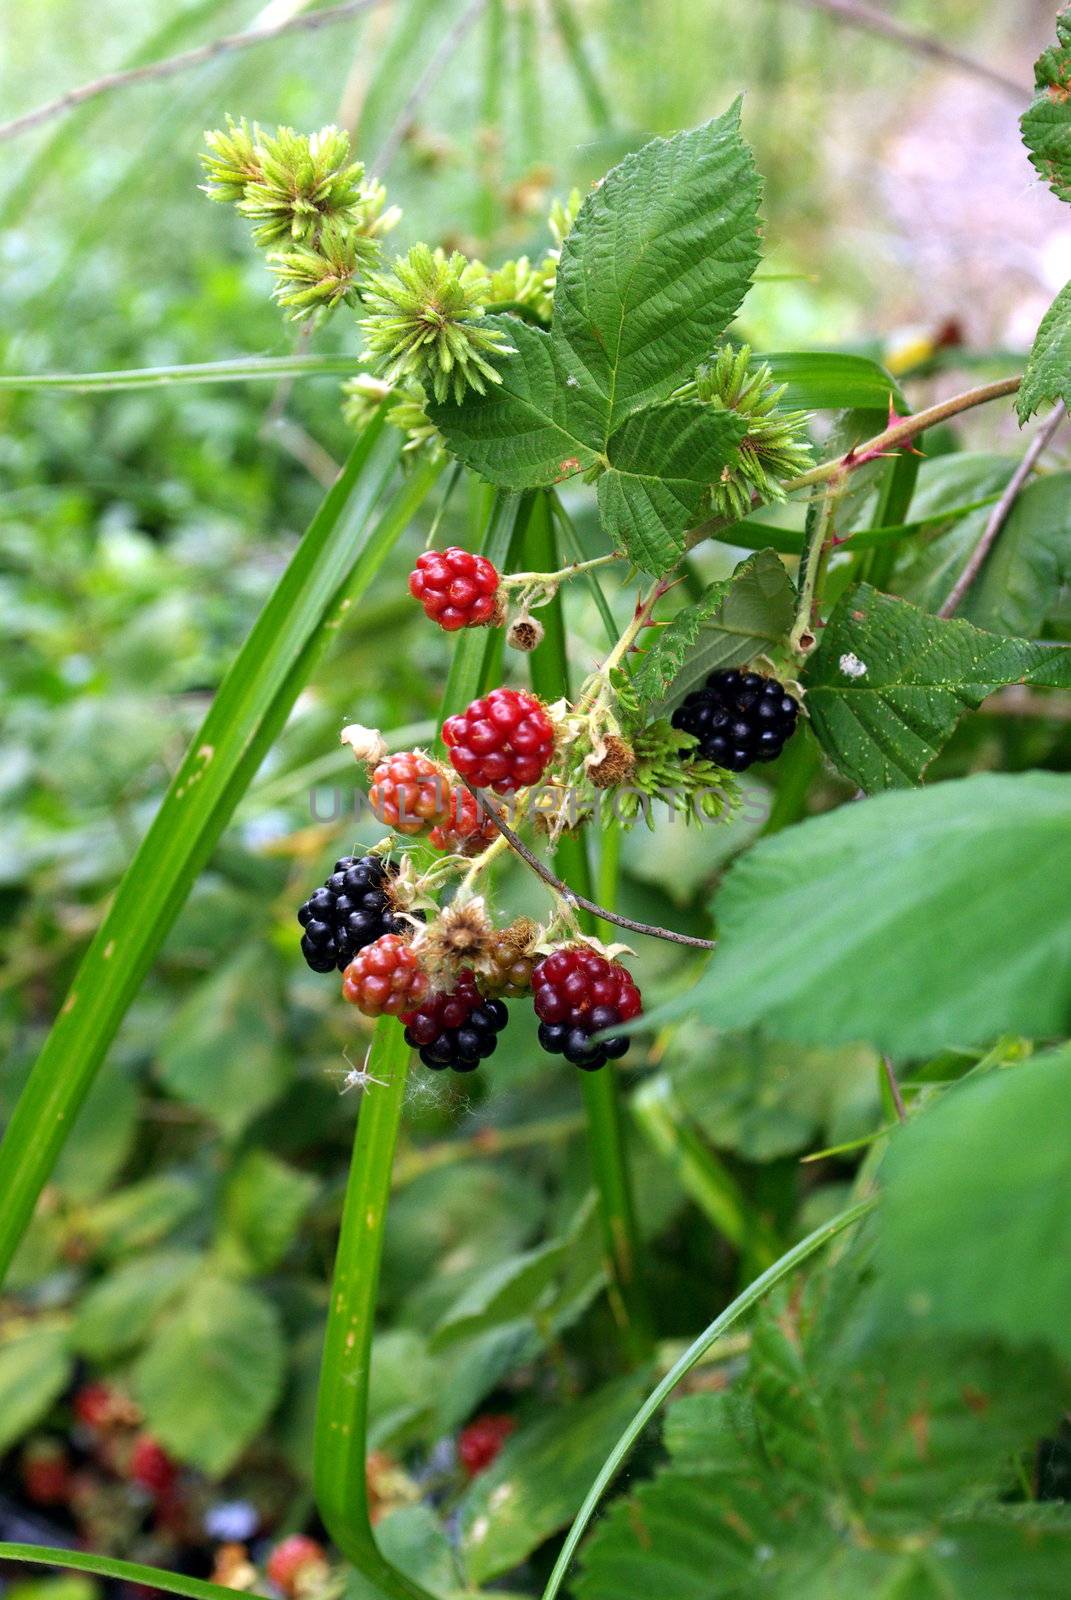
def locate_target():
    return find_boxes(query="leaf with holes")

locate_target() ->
[578,1291,1071,1600]
[1022,9,1071,204]
[1017,280,1071,422]
[632,548,795,710]
[803,585,1071,791]
[596,401,747,574]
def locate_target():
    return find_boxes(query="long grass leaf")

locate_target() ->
[0,419,417,1284]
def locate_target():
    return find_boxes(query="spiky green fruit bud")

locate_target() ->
[696,343,814,521]
[359,244,517,405]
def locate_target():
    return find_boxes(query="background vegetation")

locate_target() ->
[2,4,1071,1599]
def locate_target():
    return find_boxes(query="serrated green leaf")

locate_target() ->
[631,548,795,708]
[1017,279,1071,422]
[156,948,290,1137]
[427,318,599,489]
[873,1047,1071,1360]
[596,401,746,574]
[432,108,761,502]
[804,585,1071,790]
[73,1250,200,1360]
[134,1275,285,1477]
[431,1237,570,1351]
[1022,9,1071,203]
[0,1327,72,1454]
[555,104,761,434]
[578,1292,1069,1600]
[459,1373,647,1585]
[218,1150,317,1273]
[644,772,1071,1057]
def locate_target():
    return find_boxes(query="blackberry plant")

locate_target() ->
[4,15,1071,1600]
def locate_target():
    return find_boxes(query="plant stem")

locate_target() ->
[540,1194,877,1600]
[0,355,359,391]
[524,494,653,1363]
[782,376,1021,496]
[459,781,717,949]
[499,551,623,588]
[789,480,840,654]
[314,1022,436,1600]
[938,403,1065,618]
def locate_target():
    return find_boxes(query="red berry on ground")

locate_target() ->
[442,688,555,795]
[342,933,429,1016]
[21,1440,71,1506]
[409,547,500,632]
[130,1433,177,1497]
[368,751,453,836]
[458,1413,516,1476]
[73,1382,119,1430]
[266,1535,329,1597]
[532,945,641,1070]
[428,786,500,854]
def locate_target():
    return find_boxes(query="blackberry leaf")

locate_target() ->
[1021,7,1071,204]
[804,584,1071,791]
[630,548,795,709]
[1017,278,1071,423]
[596,400,747,574]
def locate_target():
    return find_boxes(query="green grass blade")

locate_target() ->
[0,355,356,391]
[524,492,651,1363]
[539,1194,878,1600]
[0,418,415,1286]
[547,0,613,133]
[313,1022,435,1600]
[0,1544,251,1600]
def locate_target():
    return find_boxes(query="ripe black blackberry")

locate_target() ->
[297,855,412,973]
[671,669,799,772]
[402,971,509,1072]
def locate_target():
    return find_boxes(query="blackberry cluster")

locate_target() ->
[402,970,509,1072]
[297,855,410,973]
[671,668,799,772]
[533,946,642,1072]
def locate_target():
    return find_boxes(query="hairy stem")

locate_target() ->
[789,480,840,654]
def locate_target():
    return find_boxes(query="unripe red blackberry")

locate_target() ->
[369,750,453,834]
[297,854,412,973]
[129,1434,177,1497]
[428,785,500,855]
[266,1535,329,1598]
[21,1440,71,1506]
[458,1413,515,1476]
[342,934,429,1016]
[671,668,799,772]
[442,688,555,795]
[532,945,641,1070]
[402,968,508,1071]
[409,546,500,631]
